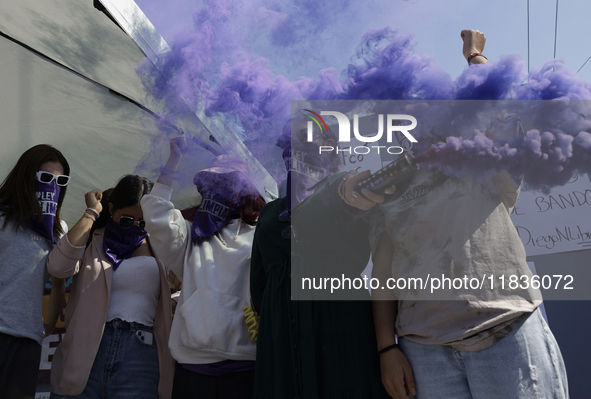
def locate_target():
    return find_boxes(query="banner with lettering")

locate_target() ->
[511,173,591,256]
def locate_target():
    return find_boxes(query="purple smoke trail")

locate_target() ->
[414,128,591,193]
[414,60,591,192]
[340,28,456,101]
[136,1,591,193]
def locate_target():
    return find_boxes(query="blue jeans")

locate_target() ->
[51,319,159,399]
[398,308,568,399]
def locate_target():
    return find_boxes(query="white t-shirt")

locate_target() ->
[106,256,160,327]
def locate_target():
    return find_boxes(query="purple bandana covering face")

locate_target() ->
[30,180,61,243]
[103,218,148,270]
[191,156,256,241]
[192,190,241,241]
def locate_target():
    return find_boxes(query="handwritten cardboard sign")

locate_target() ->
[511,173,591,256]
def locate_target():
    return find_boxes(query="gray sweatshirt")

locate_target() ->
[0,216,65,344]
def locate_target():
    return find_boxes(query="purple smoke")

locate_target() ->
[136,2,591,192]
[415,128,591,193]
[340,28,456,101]
[415,61,591,192]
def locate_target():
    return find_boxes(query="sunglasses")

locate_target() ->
[118,216,146,231]
[36,171,71,187]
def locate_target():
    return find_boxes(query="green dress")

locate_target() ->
[250,174,389,399]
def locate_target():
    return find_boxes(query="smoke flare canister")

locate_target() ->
[353,154,419,194]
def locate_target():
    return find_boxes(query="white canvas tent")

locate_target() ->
[0,1,277,393]
[0,0,277,227]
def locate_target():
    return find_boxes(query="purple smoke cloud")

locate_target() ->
[136,1,591,192]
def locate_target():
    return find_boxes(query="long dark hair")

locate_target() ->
[92,175,153,232]
[0,144,70,237]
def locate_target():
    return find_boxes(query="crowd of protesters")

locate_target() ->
[0,30,569,399]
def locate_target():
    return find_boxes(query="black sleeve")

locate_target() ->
[249,221,267,314]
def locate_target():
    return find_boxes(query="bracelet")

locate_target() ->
[467,52,488,64]
[85,207,100,218]
[82,212,96,222]
[378,343,399,355]
[338,168,359,207]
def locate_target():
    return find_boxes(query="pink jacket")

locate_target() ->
[47,228,174,398]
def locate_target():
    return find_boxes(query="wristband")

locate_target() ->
[467,53,488,64]
[85,207,100,218]
[83,212,96,222]
[378,343,399,355]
